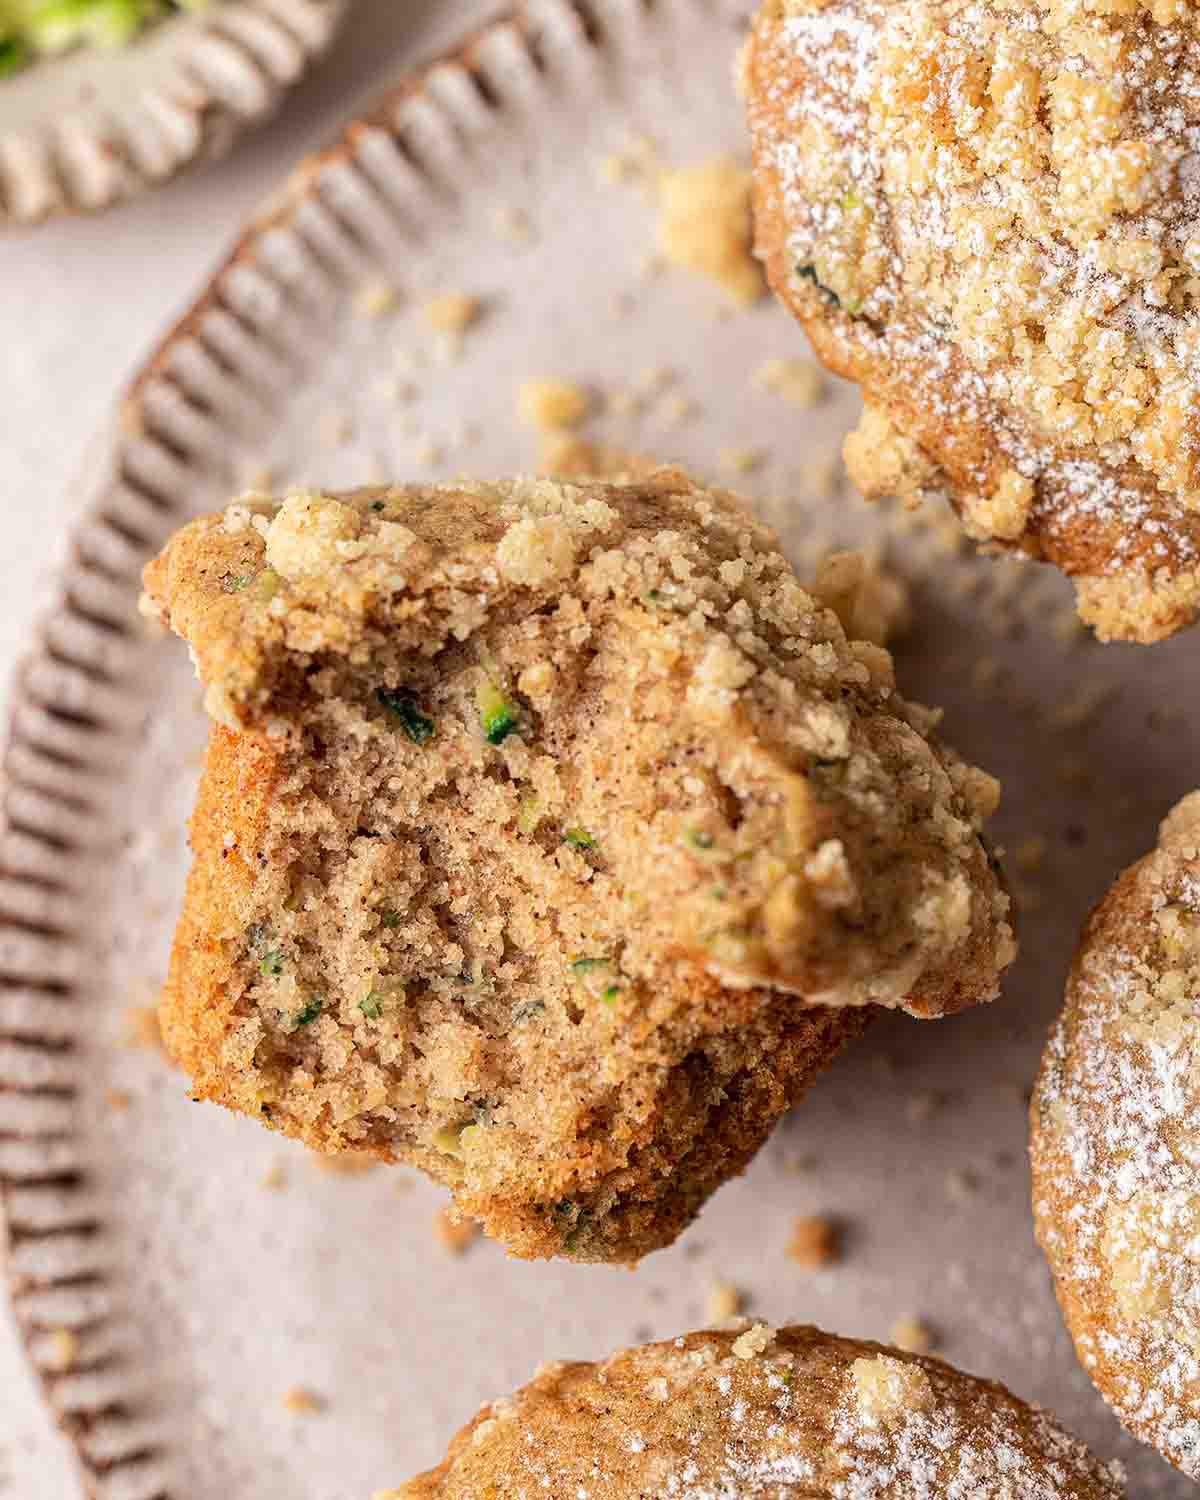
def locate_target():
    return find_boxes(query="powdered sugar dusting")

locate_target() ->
[747,0,1200,642]
[401,1325,1125,1497]
[1033,793,1200,1476]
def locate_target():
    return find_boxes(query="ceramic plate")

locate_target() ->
[0,0,347,224]
[2,1,1197,1496]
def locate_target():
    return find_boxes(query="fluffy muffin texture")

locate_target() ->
[385,1322,1124,1499]
[747,0,1200,643]
[143,471,1013,1261]
[1032,792,1200,1476]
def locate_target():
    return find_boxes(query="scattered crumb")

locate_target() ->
[809,550,912,648]
[423,293,481,333]
[944,1167,979,1203]
[282,1386,324,1415]
[781,1151,820,1175]
[890,1316,936,1354]
[124,1004,163,1053]
[705,1278,743,1323]
[787,1214,842,1269]
[261,1162,288,1191]
[434,1204,480,1257]
[719,446,765,476]
[1013,835,1047,874]
[104,1089,132,1112]
[494,205,532,243]
[310,1151,378,1177]
[518,379,591,432]
[46,1329,79,1373]
[244,466,276,491]
[538,436,653,481]
[597,133,660,186]
[733,34,752,100]
[905,1090,945,1125]
[656,159,766,306]
[354,282,399,318]
[731,1322,775,1360]
[753,357,826,408]
[657,392,700,428]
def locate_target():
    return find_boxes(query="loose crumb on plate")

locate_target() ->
[310,1152,378,1178]
[46,1329,79,1373]
[124,1004,163,1053]
[890,1316,936,1355]
[656,158,766,306]
[518,379,590,432]
[282,1386,324,1415]
[752,357,826,408]
[354,282,400,319]
[434,1204,481,1257]
[787,1213,842,1269]
[718,446,765,476]
[809,550,912,647]
[705,1278,743,1323]
[423,293,481,333]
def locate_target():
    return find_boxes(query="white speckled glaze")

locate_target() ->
[0,0,347,224]
[0,1,1197,1497]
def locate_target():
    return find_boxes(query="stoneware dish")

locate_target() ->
[0,0,347,224]
[1,1,1197,1496]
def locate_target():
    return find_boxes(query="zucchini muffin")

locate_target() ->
[746,0,1200,643]
[382,1321,1124,1499]
[1031,792,1200,1476]
[143,470,1014,1262]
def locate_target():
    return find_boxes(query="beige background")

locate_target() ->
[0,5,494,1492]
[3,3,1197,1497]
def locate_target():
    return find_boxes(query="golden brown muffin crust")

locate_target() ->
[1031,792,1200,1476]
[144,472,1013,1261]
[747,0,1200,643]
[387,1322,1125,1499]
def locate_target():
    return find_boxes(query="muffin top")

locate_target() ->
[1032,792,1200,1475]
[747,0,1200,641]
[385,1322,1125,1500]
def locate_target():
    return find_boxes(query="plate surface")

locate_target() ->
[0,0,347,224]
[2,1,1198,1496]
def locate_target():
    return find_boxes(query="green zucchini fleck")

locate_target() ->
[293,996,324,1027]
[476,677,520,745]
[378,688,435,744]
